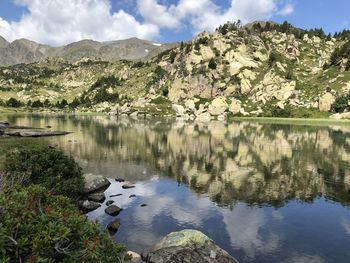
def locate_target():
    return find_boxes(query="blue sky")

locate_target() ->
[0,0,349,45]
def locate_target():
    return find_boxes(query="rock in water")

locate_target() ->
[0,121,10,129]
[122,184,136,189]
[106,200,115,206]
[0,129,4,136]
[107,219,121,234]
[115,178,125,182]
[88,192,106,203]
[83,174,111,193]
[142,229,239,263]
[105,205,122,216]
[78,200,101,213]
[4,130,71,137]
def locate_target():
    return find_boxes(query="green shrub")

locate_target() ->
[162,85,169,97]
[131,61,144,68]
[6,97,22,108]
[169,51,176,63]
[4,145,84,199]
[0,186,125,262]
[208,58,217,70]
[31,100,44,108]
[331,95,350,113]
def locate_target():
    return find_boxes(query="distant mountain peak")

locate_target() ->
[0,37,177,66]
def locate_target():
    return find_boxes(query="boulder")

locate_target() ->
[185,99,196,111]
[330,112,350,119]
[319,92,335,112]
[229,99,241,115]
[0,121,10,129]
[172,104,186,116]
[83,174,111,193]
[107,219,121,234]
[0,129,4,136]
[78,200,101,213]
[142,230,238,263]
[88,192,106,203]
[208,97,228,116]
[277,101,285,109]
[105,205,122,216]
[195,112,212,122]
[127,251,142,262]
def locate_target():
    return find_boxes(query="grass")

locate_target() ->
[234,116,350,126]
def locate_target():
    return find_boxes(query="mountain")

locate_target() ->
[0,37,177,66]
[0,36,9,48]
[0,21,350,119]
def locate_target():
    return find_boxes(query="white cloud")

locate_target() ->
[0,0,295,45]
[136,0,289,33]
[137,0,179,28]
[278,3,295,16]
[0,0,159,46]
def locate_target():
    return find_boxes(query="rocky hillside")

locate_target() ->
[1,21,350,119]
[0,37,176,66]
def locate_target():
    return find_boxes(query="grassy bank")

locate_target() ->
[234,116,350,126]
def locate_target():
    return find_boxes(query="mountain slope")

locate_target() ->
[0,37,177,66]
[1,21,350,119]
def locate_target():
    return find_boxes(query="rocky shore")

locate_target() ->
[0,120,71,137]
[80,173,239,263]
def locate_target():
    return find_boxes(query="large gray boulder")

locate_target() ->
[142,229,238,263]
[83,173,111,193]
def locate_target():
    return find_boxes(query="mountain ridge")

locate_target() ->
[1,21,350,119]
[0,36,177,66]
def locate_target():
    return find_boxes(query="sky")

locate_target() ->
[0,0,349,46]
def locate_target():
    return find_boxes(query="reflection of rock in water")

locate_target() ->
[6,114,350,207]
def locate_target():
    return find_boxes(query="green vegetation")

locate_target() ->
[4,145,84,199]
[0,143,126,262]
[6,98,23,108]
[329,41,350,70]
[261,104,330,118]
[0,186,125,262]
[331,94,350,113]
[208,58,217,70]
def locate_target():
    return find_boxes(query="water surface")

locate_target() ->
[2,114,350,263]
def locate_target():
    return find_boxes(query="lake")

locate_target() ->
[1,114,350,263]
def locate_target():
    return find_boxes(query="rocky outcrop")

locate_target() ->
[319,92,335,112]
[208,97,228,116]
[142,229,238,263]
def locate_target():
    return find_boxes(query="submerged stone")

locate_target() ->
[106,200,115,206]
[107,219,121,234]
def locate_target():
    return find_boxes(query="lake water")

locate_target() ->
[2,114,350,263]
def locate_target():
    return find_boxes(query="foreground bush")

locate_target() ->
[0,186,125,262]
[4,145,84,199]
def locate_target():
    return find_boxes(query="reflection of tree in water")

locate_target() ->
[6,114,350,207]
